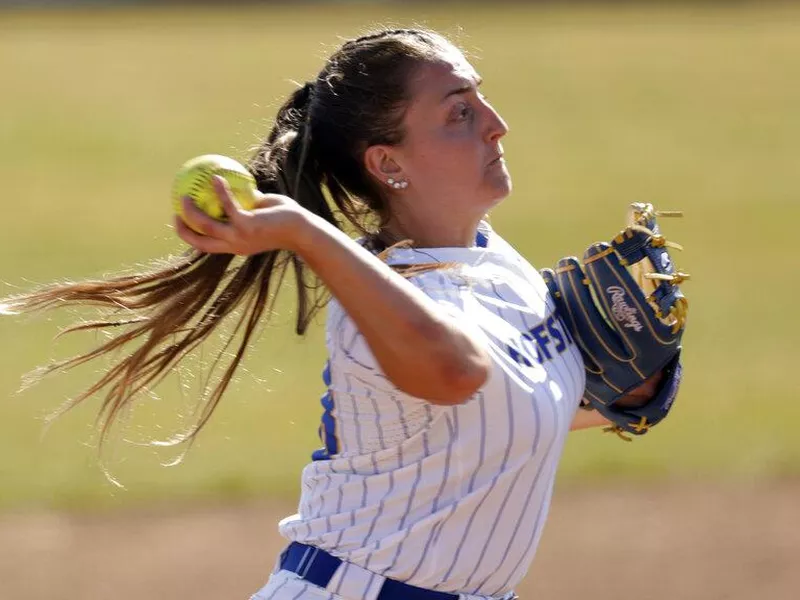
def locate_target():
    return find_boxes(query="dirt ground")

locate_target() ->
[1,482,798,600]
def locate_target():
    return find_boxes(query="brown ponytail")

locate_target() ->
[0,27,461,453]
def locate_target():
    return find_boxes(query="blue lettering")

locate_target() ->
[535,343,544,364]
[506,314,575,368]
[521,332,544,364]
[507,343,533,367]
[529,324,553,360]
[547,315,566,353]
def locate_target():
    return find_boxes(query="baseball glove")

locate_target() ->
[541,203,689,438]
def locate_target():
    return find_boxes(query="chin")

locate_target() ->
[485,172,512,206]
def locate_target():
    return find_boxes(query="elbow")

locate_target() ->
[434,354,491,405]
[418,320,492,405]
[405,350,491,406]
[378,316,492,405]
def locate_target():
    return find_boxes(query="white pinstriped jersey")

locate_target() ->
[279,221,585,597]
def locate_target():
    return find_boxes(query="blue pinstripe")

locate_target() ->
[332,561,351,596]
[404,413,457,581]
[465,392,487,493]
[494,460,559,595]
[380,439,426,576]
[368,389,386,450]
[262,576,289,599]
[463,392,545,590]
[342,373,364,456]
[437,365,518,586]
[391,393,410,440]
[467,386,551,592]
[363,471,395,570]
[422,405,432,456]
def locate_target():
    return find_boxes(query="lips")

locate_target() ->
[487,146,505,166]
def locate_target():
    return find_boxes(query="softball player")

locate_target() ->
[259,224,587,600]
[2,27,625,600]
[187,30,602,599]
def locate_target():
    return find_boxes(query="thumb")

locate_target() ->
[252,192,291,210]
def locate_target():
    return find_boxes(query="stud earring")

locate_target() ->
[387,178,408,190]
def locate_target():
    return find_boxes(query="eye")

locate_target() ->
[450,101,473,123]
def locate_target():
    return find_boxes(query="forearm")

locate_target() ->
[570,408,611,431]
[294,212,489,404]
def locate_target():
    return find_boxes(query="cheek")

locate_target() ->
[407,132,483,185]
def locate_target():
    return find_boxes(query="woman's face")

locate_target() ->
[390,51,511,220]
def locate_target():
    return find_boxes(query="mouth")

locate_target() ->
[487,154,505,167]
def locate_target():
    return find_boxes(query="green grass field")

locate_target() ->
[1,2,798,512]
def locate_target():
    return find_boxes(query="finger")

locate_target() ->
[583,242,679,348]
[175,213,232,252]
[179,196,213,235]
[181,197,233,240]
[543,266,601,374]
[174,216,234,254]
[541,267,572,310]
[212,175,243,220]
[174,215,211,246]
[554,257,628,363]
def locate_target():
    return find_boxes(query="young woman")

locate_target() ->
[2,28,659,600]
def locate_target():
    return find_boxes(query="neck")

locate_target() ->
[380,212,483,249]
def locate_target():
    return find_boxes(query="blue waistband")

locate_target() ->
[279,542,459,600]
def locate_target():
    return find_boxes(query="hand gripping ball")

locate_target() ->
[172,154,258,232]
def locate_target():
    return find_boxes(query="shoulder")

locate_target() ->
[480,221,530,264]
[406,267,470,296]
[481,222,547,285]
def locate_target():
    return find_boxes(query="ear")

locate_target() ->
[363,144,404,186]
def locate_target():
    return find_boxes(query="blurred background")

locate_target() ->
[1,1,799,599]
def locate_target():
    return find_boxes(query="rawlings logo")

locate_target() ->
[607,286,643,332]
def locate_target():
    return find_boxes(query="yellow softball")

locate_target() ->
[172,154,258,231]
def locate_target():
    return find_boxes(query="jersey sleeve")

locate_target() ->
[325,269,472,390]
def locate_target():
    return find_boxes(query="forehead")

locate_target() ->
[407,49,480,101]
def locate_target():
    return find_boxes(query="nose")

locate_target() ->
[484,103,509,143]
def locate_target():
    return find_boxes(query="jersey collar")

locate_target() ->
[383,220,503,267]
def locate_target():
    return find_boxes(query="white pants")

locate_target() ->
[250,570,347,600]
[250,569,517,600]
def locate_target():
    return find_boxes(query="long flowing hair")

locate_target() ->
[0,29,456,462]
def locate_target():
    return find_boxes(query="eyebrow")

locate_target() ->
[442,75,483,101]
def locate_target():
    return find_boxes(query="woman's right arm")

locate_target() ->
[175,179,490,405]
[295,212,491,404]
